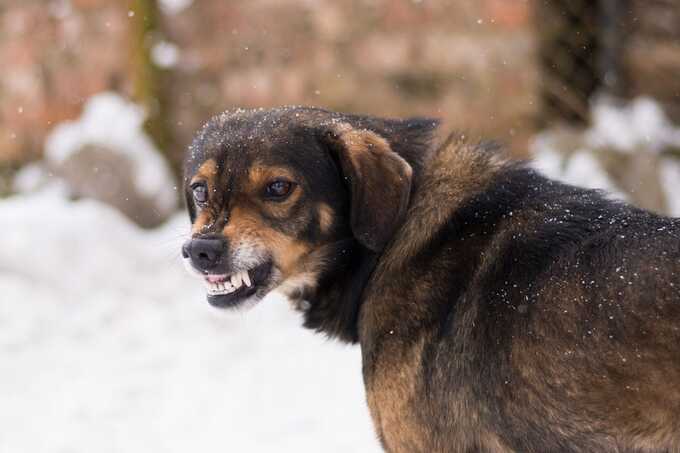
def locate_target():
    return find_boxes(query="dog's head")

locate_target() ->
[182,107,437,336]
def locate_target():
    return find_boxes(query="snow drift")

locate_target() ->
[0,186,380,453]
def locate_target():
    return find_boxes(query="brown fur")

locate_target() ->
[223,205,312,279]
[358,136,680,452]
[184,107,680,453]
[191,210,213,235]
[381,134,504,275]
[191,158,218,186]
[328,123,413,252]
[317,203,334,235]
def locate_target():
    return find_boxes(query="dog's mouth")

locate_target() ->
[201,261,273,308]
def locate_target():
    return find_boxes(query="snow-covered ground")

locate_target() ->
[0,186,381,453]
[3,92,679,453]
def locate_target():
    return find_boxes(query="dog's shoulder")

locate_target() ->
[361,135,680,452]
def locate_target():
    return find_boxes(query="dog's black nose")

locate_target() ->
[184,237,226,272]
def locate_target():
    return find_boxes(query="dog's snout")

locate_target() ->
[184,237,226,272]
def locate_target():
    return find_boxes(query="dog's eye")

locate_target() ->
[265,180,294,200]
[192,183,208,205]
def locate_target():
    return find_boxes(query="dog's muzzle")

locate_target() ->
[182,236,273,305]
[182,236,226,272]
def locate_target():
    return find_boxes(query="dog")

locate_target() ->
[181,107,680,452]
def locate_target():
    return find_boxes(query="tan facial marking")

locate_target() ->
[191,158,218,187]
[246,165,302,217]
[247,165,296,189]
[270,235,312,277]
[317,203,334,235]
[191,210,213,234]
[223,206,311,278]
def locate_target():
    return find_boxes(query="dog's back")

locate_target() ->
[360,140,680,452]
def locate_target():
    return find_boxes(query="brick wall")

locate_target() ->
[1,0,130,163]
[1,0,536,169]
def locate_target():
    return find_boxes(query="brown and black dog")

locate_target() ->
[181,107,680,452]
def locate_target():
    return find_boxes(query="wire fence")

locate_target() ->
[536,0,630,126]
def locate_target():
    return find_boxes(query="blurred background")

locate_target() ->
[1,1,679,452]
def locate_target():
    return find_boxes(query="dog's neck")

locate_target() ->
[357,138,512,341]
[299,139,434,342]
[299,238,378,343]
[301,137,509,344]
[379,136,508,275]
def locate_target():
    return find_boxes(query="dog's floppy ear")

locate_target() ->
[322,123,412,252]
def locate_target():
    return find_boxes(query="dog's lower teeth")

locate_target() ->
[204,269,254,295]
[206,281,236,295]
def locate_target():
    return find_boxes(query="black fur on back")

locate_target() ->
[356,136,680,451]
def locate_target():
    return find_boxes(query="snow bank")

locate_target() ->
[587,97,680,153]
[44,92,177,215]
[0,188,380,453]
[532,142,625,199]
[531,97,680,216]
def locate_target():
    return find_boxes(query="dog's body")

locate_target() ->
[359,140,680,452]
[182,107,680,452]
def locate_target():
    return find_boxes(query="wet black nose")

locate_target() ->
[183,237,226,272]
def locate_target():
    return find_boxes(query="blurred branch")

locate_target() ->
[129,0,180,181]
[662,147,680,159]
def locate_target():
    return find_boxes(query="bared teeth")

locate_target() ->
[204,269,254,295]
[230,273,242,289]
